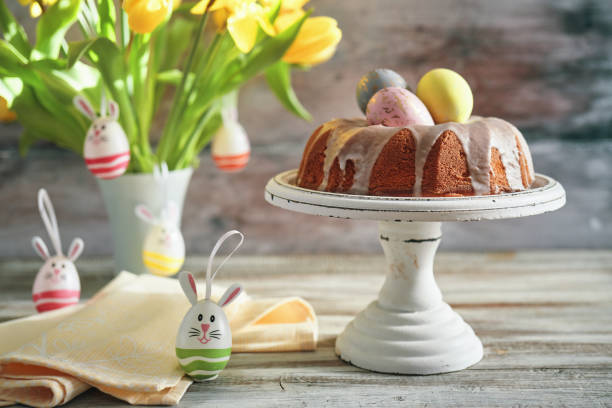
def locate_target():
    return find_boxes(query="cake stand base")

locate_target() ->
[335,221,483,374]
[265,170,565,375]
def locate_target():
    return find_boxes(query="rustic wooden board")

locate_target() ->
[1,251,611,406]
[1,0,612,257]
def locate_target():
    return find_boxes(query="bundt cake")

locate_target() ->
[296,117,534,197]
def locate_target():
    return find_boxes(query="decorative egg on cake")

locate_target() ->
[416,68,473,124]
[31,189,84,313]
[356,68,408,113]
[74,95,131,180]
[366,87,434,127]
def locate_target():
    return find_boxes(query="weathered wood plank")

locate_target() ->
[1,0,612,257]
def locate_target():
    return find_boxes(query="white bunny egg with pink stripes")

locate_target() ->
[211,104,250,172]
[31,189,83,313]
[74,94,130,180]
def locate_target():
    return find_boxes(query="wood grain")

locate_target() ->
[1,251,611,406]
[1,0,611,255]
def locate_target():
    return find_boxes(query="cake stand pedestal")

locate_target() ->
[265,170,565,375]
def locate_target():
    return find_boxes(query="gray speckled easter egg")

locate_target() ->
[356,69,407,114]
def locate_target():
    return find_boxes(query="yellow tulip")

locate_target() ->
[275,11,341,66]
[123,0,171,34]
[191,0,275,53]
[18,0,57,18]
[0,97,17,123]
[260,0,308,13]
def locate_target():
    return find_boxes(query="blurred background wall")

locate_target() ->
[1,0,611,256]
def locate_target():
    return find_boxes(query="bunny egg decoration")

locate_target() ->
[135,202,185,276]
[211,103,250,172]
[74,94,130,180]
[176,230,245,381]
[31,189,84,313]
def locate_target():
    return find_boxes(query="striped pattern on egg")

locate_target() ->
[211,120,250,173]
[212,151,250,172]
[142,250,184,277]
[32,289,80,313]
[176,347,232,381]
[85,151,130,180]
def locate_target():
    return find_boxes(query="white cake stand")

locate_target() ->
[265,170,565,375]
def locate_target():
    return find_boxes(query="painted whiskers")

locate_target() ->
[176,230,244,381]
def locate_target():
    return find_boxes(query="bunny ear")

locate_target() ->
[32,237,50,260]
[38,189,63,256]
[73,95,96,120]
[108,100,119,120]
[68,238,84,262]
[134,205,155,224]
[218,283,243,308]
[178,272,198,306]
[165,201,179,225]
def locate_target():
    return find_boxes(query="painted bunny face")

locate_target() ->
[33,255,80,293]
[84,118,129,156]
[177,299,232,350]
[31,189,83,313]
[145,224,185,254]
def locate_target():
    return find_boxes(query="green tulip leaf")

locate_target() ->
[97,0,117,42]
[0,1,31,58]
[34,0,81,59]
[265,60,311,121]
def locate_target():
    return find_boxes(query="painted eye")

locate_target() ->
[197,314,203,321]
[51,262,56,267]
[61,264,66,268]
[102,125,106,130]
[210,315,215,323]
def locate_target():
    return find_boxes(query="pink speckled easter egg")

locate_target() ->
[366,87,434,127]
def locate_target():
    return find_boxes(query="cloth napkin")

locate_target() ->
[0,271,317,407]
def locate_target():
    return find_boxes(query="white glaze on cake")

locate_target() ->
[300,116,534,196]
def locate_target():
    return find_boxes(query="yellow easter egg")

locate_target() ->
[416,68,473,124]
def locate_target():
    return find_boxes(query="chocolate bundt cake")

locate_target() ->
[296,117,534,197]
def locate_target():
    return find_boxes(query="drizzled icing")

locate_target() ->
[307,116,534,196]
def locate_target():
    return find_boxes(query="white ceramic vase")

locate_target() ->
[96,167,193,274]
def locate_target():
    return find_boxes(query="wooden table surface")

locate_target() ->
[1,251,611,407]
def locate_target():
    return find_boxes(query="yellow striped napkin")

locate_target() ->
[0,271,317,407]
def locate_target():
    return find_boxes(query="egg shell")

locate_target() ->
[366,87,435,127]
[142,225,185,277]
[84,119,131,180]
[416,68,473,124]
[212,120,250,172]
[32,256,81,313]
[176,298,233,381]
[356,69,407,114]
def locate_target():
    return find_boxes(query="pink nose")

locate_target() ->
[201,323,210,335]
[95,130,101,136]
[54,269,61,275]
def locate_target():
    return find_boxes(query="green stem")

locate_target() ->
[178,33,223,118]
[158,11,209,163]
[120,11,129,49]
[172,102,215,168]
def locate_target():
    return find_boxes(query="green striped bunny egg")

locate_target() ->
[176,268,243,381]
